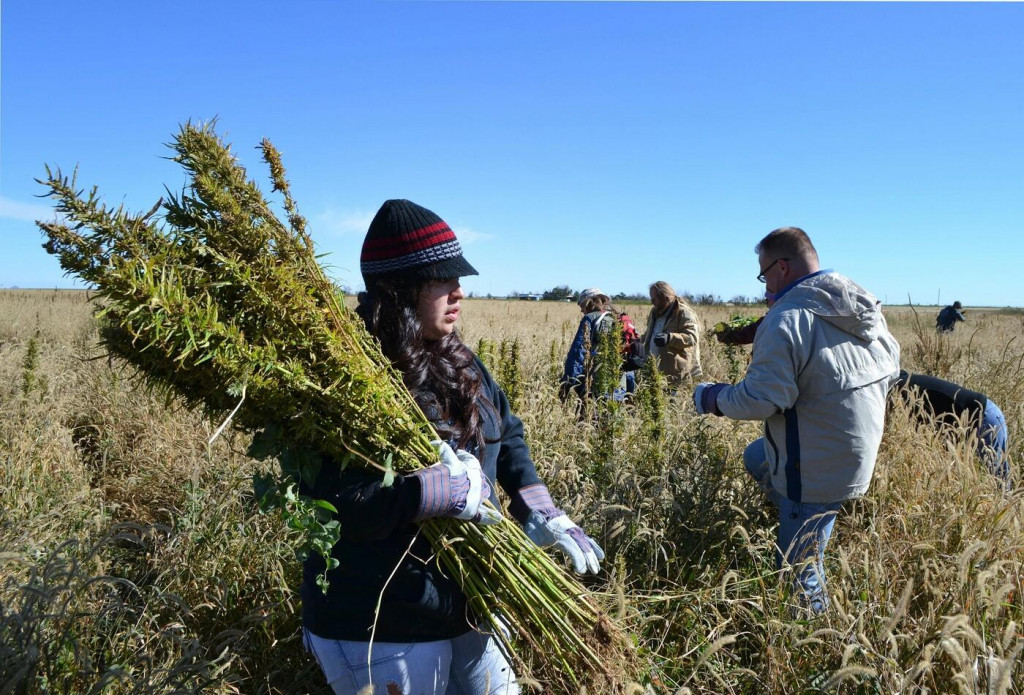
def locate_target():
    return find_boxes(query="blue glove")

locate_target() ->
[693,382,728,416]
[511,483,604,575]
[653,333,669,347]
[410,441,503,525]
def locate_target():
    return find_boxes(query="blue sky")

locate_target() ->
[2,1,1022,306]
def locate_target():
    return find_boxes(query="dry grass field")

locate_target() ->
[2,289,1022,694]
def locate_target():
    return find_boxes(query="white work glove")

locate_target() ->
[512,483,604,575]
[410,441,503,525]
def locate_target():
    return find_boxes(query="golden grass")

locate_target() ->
[2,290,1022,693]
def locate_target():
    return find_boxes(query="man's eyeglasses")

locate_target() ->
[757,257,788,283]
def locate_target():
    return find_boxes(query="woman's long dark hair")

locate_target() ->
[356,277,491,453]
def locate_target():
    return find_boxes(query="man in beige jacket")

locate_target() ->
[642,281,702,386]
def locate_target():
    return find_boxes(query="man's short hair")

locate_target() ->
[755,227,819,265]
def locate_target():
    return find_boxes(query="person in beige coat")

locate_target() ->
[642,281,702,385]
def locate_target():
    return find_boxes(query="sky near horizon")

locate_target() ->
[2,1,1023,307]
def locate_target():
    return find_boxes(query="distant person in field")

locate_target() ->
[560,287,634,401]
[936,300,966,333]
[892,370,1010,486]
[692,226,901,615]
[301,199,603,695]
[642,281,702,387]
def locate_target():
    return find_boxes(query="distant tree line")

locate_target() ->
[505,286,764,306]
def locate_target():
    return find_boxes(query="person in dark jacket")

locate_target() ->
[301,200,604,694]
[936,301,966,333]
[893,370,1010,485]
[560,287,619,401]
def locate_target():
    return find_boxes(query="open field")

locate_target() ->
[2,289,1022,693]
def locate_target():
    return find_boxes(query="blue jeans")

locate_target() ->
[303,627,520,694]
[744,439,842,614]
[979,399,1010,484]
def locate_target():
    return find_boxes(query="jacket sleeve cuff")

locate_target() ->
[510,482,558,524]
[703,383,728,416]
[408,466,452,521]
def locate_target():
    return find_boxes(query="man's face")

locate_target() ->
[757,252,787,295]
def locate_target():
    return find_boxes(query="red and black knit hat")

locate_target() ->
[360,199,478,283]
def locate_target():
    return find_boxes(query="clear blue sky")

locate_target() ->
[2,1,1022,306]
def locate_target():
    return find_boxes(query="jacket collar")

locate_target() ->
[773,269,832,303]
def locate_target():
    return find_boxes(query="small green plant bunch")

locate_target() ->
[496,338,523,412]
[713,314,760,382]
[712,314,760,337]
[36,121,635,691]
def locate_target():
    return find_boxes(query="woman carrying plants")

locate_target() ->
[301,199,605,695]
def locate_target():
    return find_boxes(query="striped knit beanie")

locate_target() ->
[360,199,478,283]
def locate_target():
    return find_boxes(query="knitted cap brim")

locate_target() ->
[363,255,479,283]
[408,255,479,280]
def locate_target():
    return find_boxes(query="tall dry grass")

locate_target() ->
[2,290,1021,693]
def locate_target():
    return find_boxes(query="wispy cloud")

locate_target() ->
[0,196,57,223]
[451,226,493,244]
[310,208,375,236]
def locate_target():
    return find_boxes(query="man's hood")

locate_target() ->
[778,272,887,341]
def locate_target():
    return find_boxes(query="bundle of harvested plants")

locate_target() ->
[37,122,635,690]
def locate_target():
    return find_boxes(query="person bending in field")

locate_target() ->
[936,300,966,333]
[300,199,604,695]
[893,370,1010,487]
[692,227,901,615]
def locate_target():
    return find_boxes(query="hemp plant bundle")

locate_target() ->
[37,122,634,691]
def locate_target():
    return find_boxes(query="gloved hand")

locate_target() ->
[653,333,669,347]
[409,441,503,525]
[693,382,728,416]
[511,483,604,574]
[713,316,762,346]
[712,322,733,344]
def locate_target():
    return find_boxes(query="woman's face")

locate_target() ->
[417,277,464,340]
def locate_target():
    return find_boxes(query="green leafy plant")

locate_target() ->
[713,314,759,383]
[496,338,523,412]
[20,330,42,398]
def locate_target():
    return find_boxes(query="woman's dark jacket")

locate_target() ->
[300,357,542,642]
[560,310,614,398]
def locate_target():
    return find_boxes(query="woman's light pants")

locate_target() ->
[304,627,520,695]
